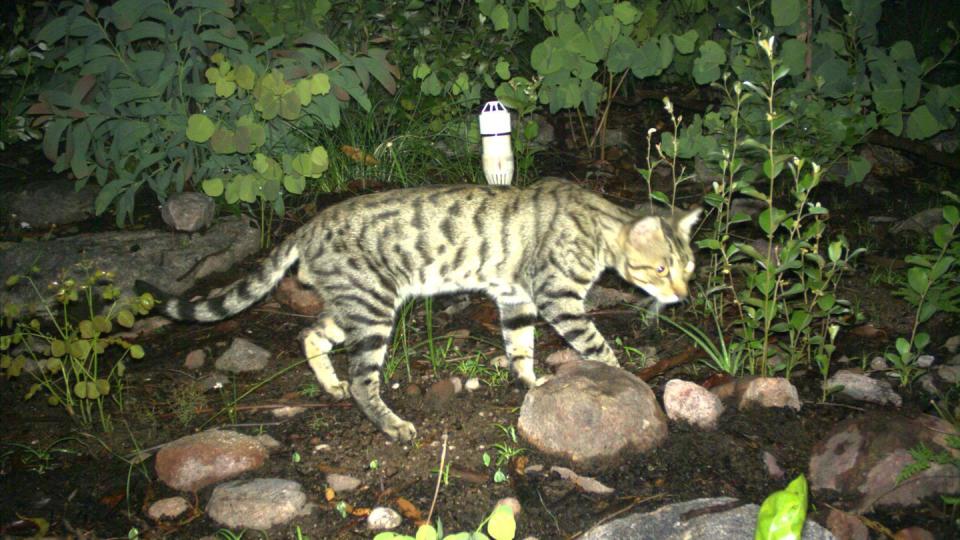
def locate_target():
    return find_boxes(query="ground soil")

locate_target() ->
[1,123,959,539]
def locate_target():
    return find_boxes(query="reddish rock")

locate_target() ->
[274,276,324,315]
[518,361,667,469]
[808,413,960,511]
[155,429,268,492]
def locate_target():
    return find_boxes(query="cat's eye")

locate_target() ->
[655,265,668,275]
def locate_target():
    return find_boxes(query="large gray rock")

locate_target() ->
[155,429,269,492]
[207,478,312,530]
[517,361,668,468]
[580,497,834,539]
[1,178,97,227]
[808,413,960,511]
[0,216,259,313]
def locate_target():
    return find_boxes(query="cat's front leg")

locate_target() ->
[497,300,542,387]
[538,297,619,367]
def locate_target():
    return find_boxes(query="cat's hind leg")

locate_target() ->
[301,315,350,400]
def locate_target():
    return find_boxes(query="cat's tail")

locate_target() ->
[135,232,302,322]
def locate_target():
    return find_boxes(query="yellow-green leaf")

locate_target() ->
[310,72,331,95]
[202,177,225,197]
[487,504,516,540]
[235,64,256,90]
[79,320,95,339]
[116,309,135,328]
[186,114,216,143]
[51,339,66,357]
[92,315,112,334]
[129,344,145,359]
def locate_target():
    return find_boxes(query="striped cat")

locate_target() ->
[138,178,700,441]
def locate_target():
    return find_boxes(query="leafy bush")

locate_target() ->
[0,0,44,149]
[31,0,394,226]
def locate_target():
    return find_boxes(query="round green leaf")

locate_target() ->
[907,267,929,294]
[673,30,698,55]
[202,177,225,197]
[93,315,112,334]
[129,344,145,359]
[283,174,306,195]
[235,65,256,90]
[495,59,511,80]
[95,378,110,396]
[772,0,802,27]
[310,72,331,95]
[117,309,135,328]
[51,339,66,357]
[487,504,516,540]
[412,63,432,80]
[310,146,329,172]
[613,2,638,25]
[490,4,510,30]
[79,320,96,339]
[186,114,216,143]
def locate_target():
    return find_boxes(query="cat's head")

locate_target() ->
[617,207,701,304]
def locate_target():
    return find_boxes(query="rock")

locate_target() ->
[495,497,522,516]
[147,496,190,520]
[0,216,259,315]
[207,478,311,530]
[944,335,960,354]
[893,527,935,540]
[762,451,784,480]
[271,406,306,418]
[808,413,960,511]
[550,466,615,495]
[544,348,582,367]
[424,378,458,409]
[255,434,281,451]
[918,374,939,395]
[367,507,403,531]
[824,370,902,407]
[712,376,802,411]
[161,192,215,232]
[937,364,960,384]
[891,208,944,235]
[916,354,935,368]
[465,377,481,392]
[662,379,724,430]
[184,349,206,370]
[326,473,362,493]
[449,376,463,394]
[580,497,834,539]
[403,383,423,397]
[155,429,269,491]
[2,177,97,227]
[490,355,510,369]
[825,508,869,540]
[215,338,271,373]
[274,276,324,316]
[584,286,639,311]
[517,361,668,468]
[869,356,888,371]
[198,372,231,391]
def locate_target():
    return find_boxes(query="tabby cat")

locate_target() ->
[138,178,700,441]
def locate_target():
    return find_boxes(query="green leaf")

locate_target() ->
[771,0,802,27]
[414,524,437,540]
[186,114,216,143]
[905,105,942,140]
[613,2,638,25]
[202,177,225,197]
[845,156,872,186]
[283,174,306,195]
[692,40,725,85]
[310,72,331,95]
[487,504,516,540]
[943,205,959,225]
[129,344,145,359]
[907,267,929,295]
[117,309,136,328]
[51,340,66,358]
[755,474,807,540]
[673,30,698,54]
[490,4,510,30]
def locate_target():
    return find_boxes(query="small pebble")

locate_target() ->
[916,354,935,368]
[367,507,402,530]
[495,497,522,516]
[465,378,481,392]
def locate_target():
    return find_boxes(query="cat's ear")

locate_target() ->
[677,207,702,240]
[628,216,664,246]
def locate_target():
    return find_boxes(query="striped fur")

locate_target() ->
[139,178,700,441]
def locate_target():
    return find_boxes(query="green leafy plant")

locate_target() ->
[31,0,394,227]
[755,474,808,540]
[0,436,82,475]
[691,35,863,378]
[888,196,960,386]
[1,269,155,430]
[654,307,745,376]
[0,1,44,150]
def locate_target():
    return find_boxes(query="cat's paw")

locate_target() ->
[533,375,552,387]
[382,417,417,442]
[325,381,350,400]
